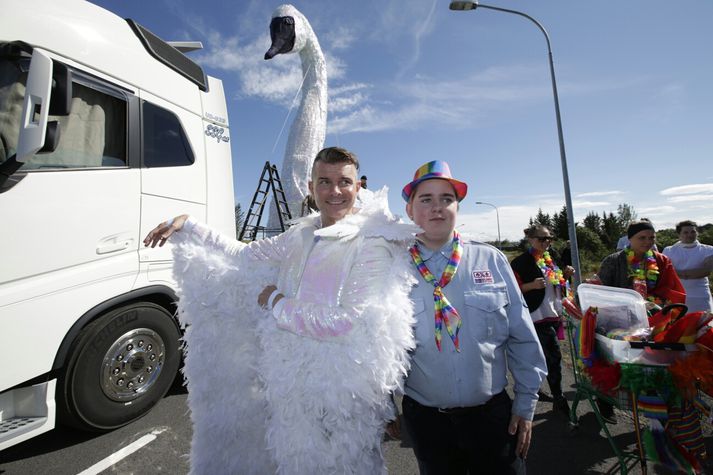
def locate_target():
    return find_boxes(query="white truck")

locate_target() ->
[0,0,235,450]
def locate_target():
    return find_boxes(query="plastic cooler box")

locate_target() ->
[577,284,695,366]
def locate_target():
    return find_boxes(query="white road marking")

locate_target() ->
[76,428,167,475]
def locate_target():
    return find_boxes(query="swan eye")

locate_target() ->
[284,17,294,25]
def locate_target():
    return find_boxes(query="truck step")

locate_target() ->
[1,416,47,436]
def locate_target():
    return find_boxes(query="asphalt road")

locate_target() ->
[3,340,712,474]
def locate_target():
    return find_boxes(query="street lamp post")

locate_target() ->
[475,201,501,249]
[450,0,582,288]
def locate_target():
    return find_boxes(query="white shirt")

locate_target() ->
[663,241,713,298]
[529,283,561,323]
[616,235,629,251]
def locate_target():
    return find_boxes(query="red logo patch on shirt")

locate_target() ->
[472,270,494,284]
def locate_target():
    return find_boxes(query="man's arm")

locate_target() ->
[499,254,547,419]
[598,253,618,287]
[144,215,247,256]
[676,267,713,280]
[269,240,396,340]
[497,253,546,458]
[676,254,713,279]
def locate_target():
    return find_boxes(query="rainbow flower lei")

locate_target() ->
[530,247,568,291]
[625,247,659,291]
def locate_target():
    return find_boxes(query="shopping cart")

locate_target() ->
[564,307,645,474]
[564,284,710,475]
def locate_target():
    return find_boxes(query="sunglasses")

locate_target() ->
[534,236,554,242]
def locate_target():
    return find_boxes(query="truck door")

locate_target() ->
[0,50,141,392]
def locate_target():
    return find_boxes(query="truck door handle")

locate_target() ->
[96,239,133,254]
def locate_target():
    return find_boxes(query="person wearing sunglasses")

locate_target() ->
[511,224,574,420]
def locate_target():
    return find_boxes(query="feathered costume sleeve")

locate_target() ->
[170,224,281,475]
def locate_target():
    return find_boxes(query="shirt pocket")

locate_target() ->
[411,297,433,346]
[464,288,510,343]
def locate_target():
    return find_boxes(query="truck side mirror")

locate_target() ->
[15,48,53,162]
[49,62,71,116]
[39,121,61,153]
[0,48,57,190]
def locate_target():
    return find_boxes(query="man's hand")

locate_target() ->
[258,285,283,309]
[508,414,532,459]
[527,278,546,291]
[563,265,575,279]
[704,255,713,272]
[385,416,401,440]
[143,215,189,248]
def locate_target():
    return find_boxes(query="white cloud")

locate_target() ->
[329,64,550,134]
[194,32,306,103]
[576,190,624,198]
[637,205,677,215]
[329,92,367,113]
[454,194,713,242]
[192,23,371,118]
[667,194,713,204]
[396,0,439,77]
[323,51,347,81]
[572,200,611,208]
[660,183,713,196]
[458,204,561,242]
[322,25,357,51]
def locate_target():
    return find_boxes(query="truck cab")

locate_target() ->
[0,0,235,449]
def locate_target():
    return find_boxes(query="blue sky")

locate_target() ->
[91,0,713,242]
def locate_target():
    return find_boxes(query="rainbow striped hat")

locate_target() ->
[402,160,468,202]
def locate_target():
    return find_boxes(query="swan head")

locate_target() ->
[264,4,310,60]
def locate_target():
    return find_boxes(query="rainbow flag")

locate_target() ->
[667,401,707,459]
[637,394,668,420]
[578,307,597,361]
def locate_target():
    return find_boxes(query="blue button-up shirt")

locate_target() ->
[404,239,547,420]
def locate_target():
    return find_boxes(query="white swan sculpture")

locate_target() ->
[265,4,327,226]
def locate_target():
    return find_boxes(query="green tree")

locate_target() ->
[576,226,605,255]
[616,203,637,229]
[656,228,678,250]
[601,212,620,250]
[582,211,602,235]
[234,203,245,239]
[575,226,606,277]
[699,226,713,246]
[552,206,569,241]
[534,208,552,229]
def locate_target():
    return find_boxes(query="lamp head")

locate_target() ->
[449,1,478,10]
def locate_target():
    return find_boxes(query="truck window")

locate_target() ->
[0,57,128,170]
[142,101,195,168]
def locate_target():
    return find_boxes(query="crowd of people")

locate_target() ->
[144,146,712,474]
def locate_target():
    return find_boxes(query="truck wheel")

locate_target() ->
[58,302,181,431]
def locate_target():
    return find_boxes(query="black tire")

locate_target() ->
[58,302,181,431]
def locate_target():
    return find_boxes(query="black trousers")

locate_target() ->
[535,321,563,399]
[402,392,525,475]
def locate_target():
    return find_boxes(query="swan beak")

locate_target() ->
[265,16,296,60]
[264,44,281,60]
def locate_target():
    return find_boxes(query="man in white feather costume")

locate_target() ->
[144,147,417,474]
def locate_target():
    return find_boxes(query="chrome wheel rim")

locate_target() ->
[101,328,165,402]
